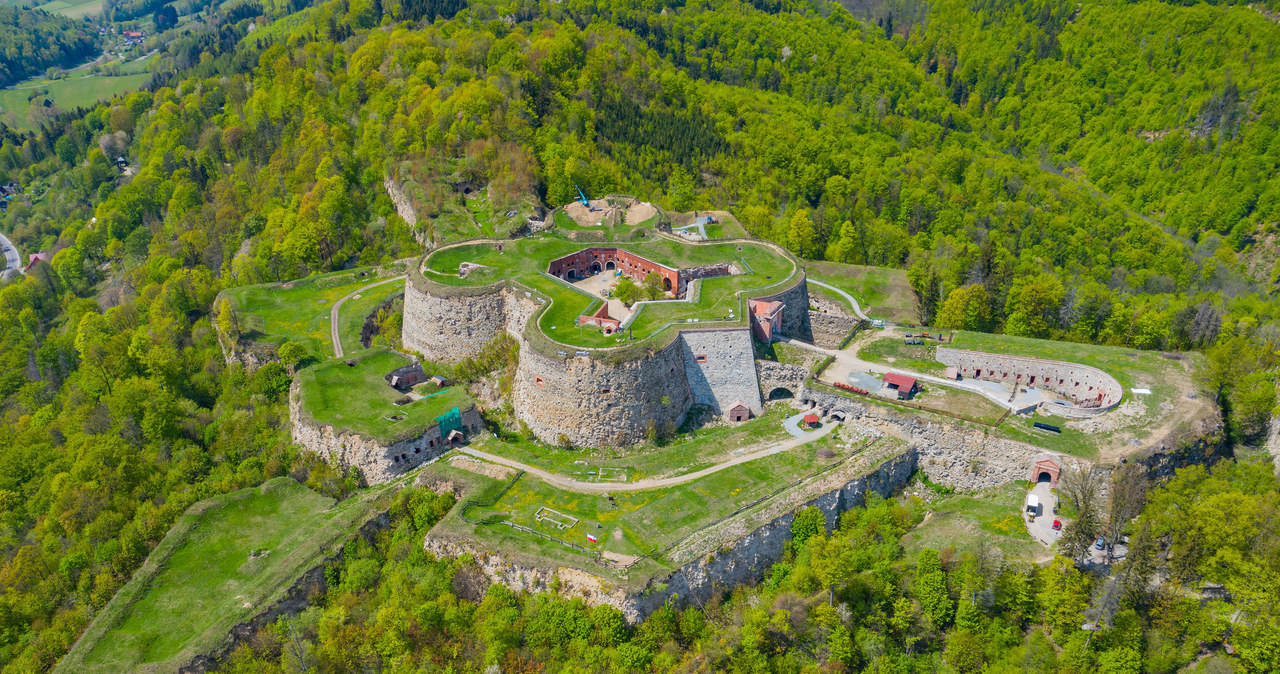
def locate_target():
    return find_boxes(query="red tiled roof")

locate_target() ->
[883,373,917,390]
[802,413,820,423]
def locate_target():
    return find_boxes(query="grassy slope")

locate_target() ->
[0,73,150,132]
[335,282,404,353]
[902,482,1046,560]
[803,261,915,323]
[473,405,794,480]
[297,347,471,443]
[59,478,392,674]
[222,267,379,360]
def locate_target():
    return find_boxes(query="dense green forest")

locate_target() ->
[216,463,1280,673]
[0,7,99,87]
[0,0,1277,670]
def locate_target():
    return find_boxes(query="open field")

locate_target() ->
[803,261,915,323]
[58,478,393,674]
[910,385,1009,425]
[296,347,471,443]
[423,235,797,349]
[457,428,852,560]
[35,0,104,15]
[475,404,794,481]
[857,336,948,376]
[335,282,404,352]
[901,481,1048,560]
[221,267,380,360]
[0,72,150,132]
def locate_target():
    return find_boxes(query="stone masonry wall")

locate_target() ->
[290,380,483,484]
[936,347,1122,412]
[512,338,693,447]
[402,275,507,362]
[808,310,859,349]
[755,360,809,398]
[752,275,813,342]
[679,328,763,414]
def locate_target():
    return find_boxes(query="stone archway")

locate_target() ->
[1037,471,1053,483]
[663,277,672,291]
[567,270,579,280]
[591,261,602,273]
[605,261,615,270]
[768,387,794,400]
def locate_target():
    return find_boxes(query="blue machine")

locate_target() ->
[574,184,590,207]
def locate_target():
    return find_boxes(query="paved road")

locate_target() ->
[806,278,869,321]
[0,232,21,280]
[330,275,406,357]
[780,335,1020,412]
[458,419,841,494]
[1025,481,1059,545]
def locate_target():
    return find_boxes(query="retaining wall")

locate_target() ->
[936,347,1123,415]
[808,310,859,349]
[402,275,507,361]
[290,380,483,484]
[752,274,813,343]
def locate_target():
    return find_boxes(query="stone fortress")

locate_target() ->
[403,236,812,448]
[936,346,1123,417]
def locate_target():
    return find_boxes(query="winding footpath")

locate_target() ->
[457,418,841,494]
[806,277,869,321]
[330,275,406,357]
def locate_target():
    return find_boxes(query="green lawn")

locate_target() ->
[804,261,915,324]
[474,405,794,480]
[901,481,1047,559]
[296,348,472,443]
[335,281,403,353]
[858,336,947,376]
[222,267,381,361]
[0,73,149,132]
[423,235,797,349]
[465,429,853,559]
[58,478,393,674]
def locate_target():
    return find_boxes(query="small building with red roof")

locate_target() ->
[882,373,918,400]
[748,298,784,343]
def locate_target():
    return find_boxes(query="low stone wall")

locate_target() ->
[936,347,1123,415]
[290,380,483,484]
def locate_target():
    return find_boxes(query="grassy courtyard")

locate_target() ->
[422,235,797,349]
[221,267,382,360]
[296,348,471,444]
[857,336,948,376]
[58,478,393,674]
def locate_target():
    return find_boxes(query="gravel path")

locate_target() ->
[457,420,841,494]
[806,278,869,321]
[330,275,405,358]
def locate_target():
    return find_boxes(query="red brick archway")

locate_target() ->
[1030,457,1062,487]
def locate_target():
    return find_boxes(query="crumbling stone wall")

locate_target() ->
[808,310,859,349]
[290,380,483,484]
[936,347,1123,413]
[752,275,813,342]
[680,328,763,414]
[402,273,507,361]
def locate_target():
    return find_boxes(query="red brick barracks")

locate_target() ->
[548,248,680,293]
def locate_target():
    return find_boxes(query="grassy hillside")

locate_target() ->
[56,478,393,673]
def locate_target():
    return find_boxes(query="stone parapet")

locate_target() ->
[936,346,1123,416]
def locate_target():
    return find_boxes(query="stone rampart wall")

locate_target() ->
[511,338,693,447]
[936,347,1123,413]
[753,275,813,342]
[290,380,483,484]
[402,275,506,361]
[680,329,763,414]
[756,361,809,398]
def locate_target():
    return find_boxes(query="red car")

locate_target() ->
[1052,520,1062,531]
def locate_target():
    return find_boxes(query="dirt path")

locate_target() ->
[330,275,405,358]
[457,420,841,494]
[806,278,869,321]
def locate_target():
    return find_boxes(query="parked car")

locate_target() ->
[1052,520,1062,531]
[1094,536,1106,550]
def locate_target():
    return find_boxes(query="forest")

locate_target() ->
[0,7,99,87]
[0,0,1277,670]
